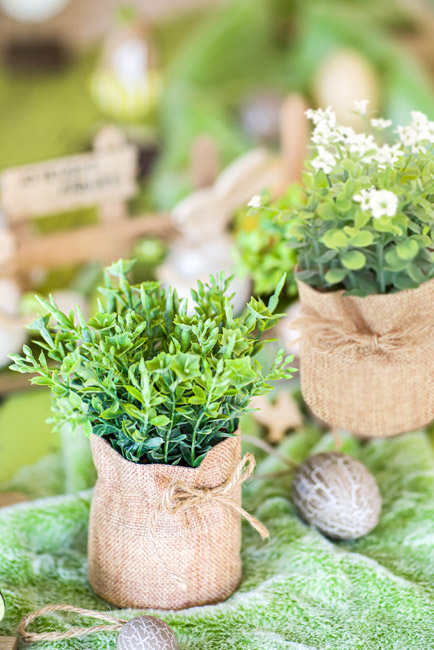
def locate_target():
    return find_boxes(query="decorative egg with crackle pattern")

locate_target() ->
[291,452,381,540]
[117,616,179,650]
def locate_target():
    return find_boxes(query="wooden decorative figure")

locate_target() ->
[0,126,173,280]
[157,145,280,314]
[0,125,172,382]
[158,94,308,315]
[250,392,302,443]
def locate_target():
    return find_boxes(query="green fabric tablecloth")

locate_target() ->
[1,427,434,649]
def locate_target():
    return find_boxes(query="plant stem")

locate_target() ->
[377,244,385,293]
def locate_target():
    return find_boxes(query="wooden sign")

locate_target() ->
[1,145,137,221]
[0,126,176,286]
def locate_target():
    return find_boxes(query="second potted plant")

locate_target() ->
[251,103,434,436]
[10,260,295,610]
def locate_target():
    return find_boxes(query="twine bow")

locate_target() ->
[149,452,269,589]
[293,306,434,355]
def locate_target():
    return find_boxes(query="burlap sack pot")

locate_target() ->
[88,430,245,610]
[296,276,434,437]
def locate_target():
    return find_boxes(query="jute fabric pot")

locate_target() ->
[88,431,245,610]
[296,277,434,437]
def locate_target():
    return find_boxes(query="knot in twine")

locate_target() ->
[150,452,269,590]
[292,306,433,355]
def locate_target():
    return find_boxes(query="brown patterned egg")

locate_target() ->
[291,452,381,540]
[117,616,179,650]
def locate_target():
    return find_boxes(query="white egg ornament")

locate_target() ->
[0,591,5,621]
[291,452,381,540]
[117,616,179,650]
[313,49,380,130]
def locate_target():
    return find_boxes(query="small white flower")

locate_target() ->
[354,99,370,115]
[311,146,337,174]
[347,132,377,162]
[410,111,429,127]
[353,189,372,211]
[374,143,402,169]
[248,195,262,208]
[371,118,392,130]
[353,188,398,219]
[305,106,336,126]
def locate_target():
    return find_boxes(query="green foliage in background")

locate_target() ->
[259,107,434,296]
[234,186,303,298]
[10,260,295,468]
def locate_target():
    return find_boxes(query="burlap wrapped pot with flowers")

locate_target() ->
[296,276,434,436]
[250,103,434,437]
[88,430,252,610]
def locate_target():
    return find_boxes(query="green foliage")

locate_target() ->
[254,108,434,296]
[234,186,303,297]
[10,260,295,467]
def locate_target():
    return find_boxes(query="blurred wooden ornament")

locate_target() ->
[251,392,302,443]
[240,91,282,145]
[0,277,27,366]
[0,492,28,508]
[313,49,380,129]
[117,616,179,650]
[291,452,381,540]
[158,141,281,314]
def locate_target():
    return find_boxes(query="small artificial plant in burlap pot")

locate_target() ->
[10,260,295,610]
[248,102,434,437]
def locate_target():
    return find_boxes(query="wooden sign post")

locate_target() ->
[0,126,174,281]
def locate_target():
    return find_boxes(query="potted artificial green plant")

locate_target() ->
[10,260,295,610]
[251,102,434,437]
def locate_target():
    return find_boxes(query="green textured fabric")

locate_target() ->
[1,427,434,649]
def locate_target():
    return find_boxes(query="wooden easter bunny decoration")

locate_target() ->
[156,95,311,313]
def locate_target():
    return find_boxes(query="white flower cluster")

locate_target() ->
[396,111,434,153]
[353,188,398,219]
[306,100,434,174]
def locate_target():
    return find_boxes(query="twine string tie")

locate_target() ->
[292,305,433,354]
[149,452,269,589]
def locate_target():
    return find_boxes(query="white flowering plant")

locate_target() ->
[259,102,434,296]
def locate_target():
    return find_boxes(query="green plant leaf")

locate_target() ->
[385,249,409,271]
[322,230,350,250]
[396,240,419,260]
[325,268,348,284]
[349,230,374,247]
[340,251,366,270]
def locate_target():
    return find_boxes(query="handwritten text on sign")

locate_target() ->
[1,146,137,221]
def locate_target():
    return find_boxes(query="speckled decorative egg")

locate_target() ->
[117,616,179,650]
[0,590,5,621]
[291,452,381,540]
